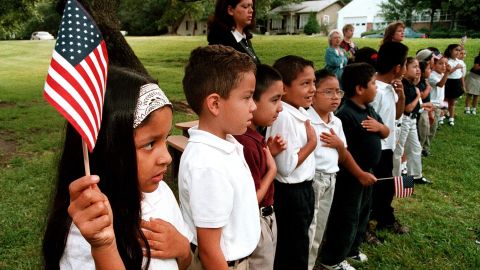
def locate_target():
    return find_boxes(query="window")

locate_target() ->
[299,14,310,29]
[323,15,329,25]
[271,18,283,30]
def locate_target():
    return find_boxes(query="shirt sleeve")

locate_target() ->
[429,74,441,87]
[267,114,300,177]
[242,142,262,191]
[187,167,234,228]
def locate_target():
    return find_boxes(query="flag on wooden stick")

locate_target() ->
[394,175,414,198]
[44,0,108,153]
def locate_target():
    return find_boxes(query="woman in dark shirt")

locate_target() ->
[207,0,260,64]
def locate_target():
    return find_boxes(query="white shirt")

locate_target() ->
[460,59,467,78]
[178,127,260,261]
[60,182,192,270]
[307,109,347,173]
[231,30,246,42]
[429,71,446,106]
[266,101,316,184]
[448,58,464,79]
[370,80,398,150]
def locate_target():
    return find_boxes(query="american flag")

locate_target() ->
[394,175,414,198]
[44,0,108,152]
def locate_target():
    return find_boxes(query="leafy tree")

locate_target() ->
[159,0,212,34]
[119,0,169,35]
[303,13,320,35]
[379,0,419,27]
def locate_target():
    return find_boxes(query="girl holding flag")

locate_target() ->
[42,66,192,270]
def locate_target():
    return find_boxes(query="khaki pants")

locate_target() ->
[249,212,277,270]
[308,171,336,270]
[417,110,430,151]
[189,248,250,270]
[393,116,422,178]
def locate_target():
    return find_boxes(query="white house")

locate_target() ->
[336,0,387,37]
[268,0,344,34]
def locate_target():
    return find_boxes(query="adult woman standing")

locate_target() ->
[324,29,348,81]
[382,21,405,44]
[207,0,260,64]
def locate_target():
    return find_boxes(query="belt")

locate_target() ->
[404,112,418,119]
[227,257,248,267]
[260,205,274,217]
[190,243,248,267]
[396,123,402,127]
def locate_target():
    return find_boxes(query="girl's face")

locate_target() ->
[252,80,284,127]
[393,26,404,42]
[134,107,173,193]
[450,46,461,59]
[405,60,420,81]
[423,64,432,79]
[458,49,466,60]
[433,58,447,74]
[228,0,254,31]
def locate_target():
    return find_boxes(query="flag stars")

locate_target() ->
[78,50,82,54]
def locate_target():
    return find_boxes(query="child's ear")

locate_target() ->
[205,93,221,116]
[355,85,364,96]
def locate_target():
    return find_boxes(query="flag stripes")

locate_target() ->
[394,175,414,198]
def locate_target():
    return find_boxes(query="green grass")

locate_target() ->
[1,36,479,269]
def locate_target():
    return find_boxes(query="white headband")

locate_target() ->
[133,83,171,128]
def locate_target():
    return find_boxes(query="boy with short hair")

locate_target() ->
[307,70,377,270]
[266,55,317,270]
[234,64,286,270]
[429,55,451,142]
[320,63,387,270]
[368,41,410,239]
[179,45,260,270]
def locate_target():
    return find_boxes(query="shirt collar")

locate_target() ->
[376,80,394,92]
[242,127,265,144]
[188,126,240,154]
[308,108,337,126]
[282,101,310,121]
[231,30,246,43]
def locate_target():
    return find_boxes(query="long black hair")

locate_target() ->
[208,0,256,40]
[42,66,154,269]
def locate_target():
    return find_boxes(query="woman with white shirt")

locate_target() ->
[444,44,465,126]
[207,0,260,64]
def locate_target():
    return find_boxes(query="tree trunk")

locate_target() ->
[57,0,152,79]
[429,8,436,33]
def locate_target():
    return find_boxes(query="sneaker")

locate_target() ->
[414,176,433,185]
[465,108,471,114]
[421,149,430,157]
[448,118,455,126]
[438,119,444,125]
[365,230,384,245]
[472,109,477,115]
[320,260,356,270]
[348,252,368,263]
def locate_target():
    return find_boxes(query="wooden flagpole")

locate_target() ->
[82,140,90,176]
[376,176,394,181]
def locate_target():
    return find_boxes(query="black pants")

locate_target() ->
[273,180,314,270]
[320,173,372,265]
[371,149,396,226]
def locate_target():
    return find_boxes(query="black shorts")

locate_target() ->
[445,78,464,99]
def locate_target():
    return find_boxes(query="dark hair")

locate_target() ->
[444,44,460,59]
[419,60,429,74]
[254,64,282,101]
[342,24,354,34]
[208,0,256,40]
[273,55,314,86]
[42,66,156,269]
[382,21,405,44]
[315,69,336,88]
[406,56,417,65]
[183,45,256,115]
[427,47,440,55]
[376,41,409,74]
[354,47,378,68]
[341,63,376,98]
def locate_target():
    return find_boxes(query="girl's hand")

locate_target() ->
[68,175,115,250]
[141,218,190,260]
[361,116,383,132]
[266,134,287,157]
[320,128,343,149]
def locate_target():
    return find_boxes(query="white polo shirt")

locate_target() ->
[60,181,192,270]
[370,80,398,150]
[448,58,464,79]
[265,101,315,184]
[178,127,260,261]
[429,71,446,106]
[307,109,347,174]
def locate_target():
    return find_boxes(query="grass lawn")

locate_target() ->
[1,36,479,269]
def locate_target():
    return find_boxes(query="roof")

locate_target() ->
[337,0,384,17]
[270,0,342,14]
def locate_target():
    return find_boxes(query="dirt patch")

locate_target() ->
[0,100,15,109]
[171,100,194,115]
[0,131,17,166]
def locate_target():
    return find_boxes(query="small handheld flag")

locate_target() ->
[44,0,108,156]
[394,175,414,198]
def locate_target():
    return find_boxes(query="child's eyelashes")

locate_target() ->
[143,142,154,150]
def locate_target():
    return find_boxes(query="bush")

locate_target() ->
[303,13,320,35]
[361,29,383,37]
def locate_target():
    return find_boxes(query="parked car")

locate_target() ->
[30,31,55,40]
[362,27,426,38]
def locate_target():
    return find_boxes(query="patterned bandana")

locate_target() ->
[133,83,171,128]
